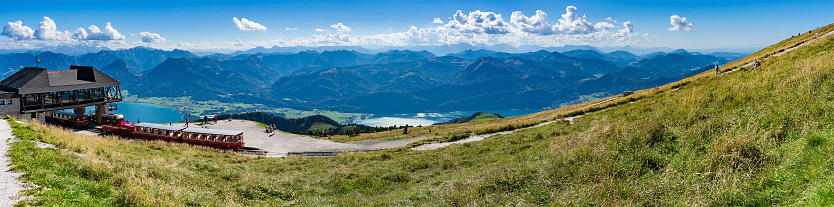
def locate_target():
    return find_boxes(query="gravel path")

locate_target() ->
[0,119,26,206]
[729,30,834,73]
[187,120,430,157]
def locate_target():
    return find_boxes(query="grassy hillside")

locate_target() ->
[6,23,834,206]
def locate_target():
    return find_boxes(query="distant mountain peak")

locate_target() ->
[671,49,689,54]
[456,56,522,84]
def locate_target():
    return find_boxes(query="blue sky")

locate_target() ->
[1,0,833,52]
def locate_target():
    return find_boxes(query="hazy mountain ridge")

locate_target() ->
[0,46,743,113]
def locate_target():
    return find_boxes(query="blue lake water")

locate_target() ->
[69,103,184,123]
[354,109,543,127]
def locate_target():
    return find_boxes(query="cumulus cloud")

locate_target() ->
[35,17,71,41]
[73,23,126,40]
[232,17,267,31]
[594,22,615,30]
[445,10,511,34]
[300,32,354,45]
[330,23,351,32]
[139,31,166,43]
[510,10,554,35]
[1,20,35,40]
[268,6,647,48]
[286,28,298,31]
[618,21,633,35]
[554,6,597,35]
[432,18,444,24]
[668,15,694,31]
[510,6,597,35]
[315,28,328,32]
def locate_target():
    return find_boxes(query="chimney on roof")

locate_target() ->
[70,65,96,82]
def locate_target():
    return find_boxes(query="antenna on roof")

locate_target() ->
[35,51,40,68]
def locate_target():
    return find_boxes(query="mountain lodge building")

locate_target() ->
[0,66,123,122]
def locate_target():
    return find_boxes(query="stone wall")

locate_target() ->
[0,99,20,119]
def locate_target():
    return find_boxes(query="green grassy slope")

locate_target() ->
[6,24,834,206]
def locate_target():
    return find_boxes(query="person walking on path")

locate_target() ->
[715,64,720,75]
[751,60,761,72]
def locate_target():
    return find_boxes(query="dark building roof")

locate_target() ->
[0,66,120,94]
[0,91,14,99]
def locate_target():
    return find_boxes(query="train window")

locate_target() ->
[0,99,4,105]
[7,100,11,104]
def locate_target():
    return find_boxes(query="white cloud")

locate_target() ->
[35,16,71,41]
[432,18,444,24]
[510,6,597,35]
[3,7,648,51]
[73,23,126,40]
[668,15,694,31]
[330,23,351,32]
[594,22,615,30]
[228,39,245,47]
[555,6,597,35]
[445,10,511,34]
[1,20,35,40]
[511,10,555,35]
[232,17,267,31]
[295,32,355,46]
[618,21,633,36]
[139,31,166,43]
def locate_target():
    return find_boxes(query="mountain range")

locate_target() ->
[0,46,744,113]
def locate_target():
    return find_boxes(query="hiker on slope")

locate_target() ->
[751,60,761,72]
[715,64,720,75]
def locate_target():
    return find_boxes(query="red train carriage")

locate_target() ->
[132,123,245,149]
[99,113,135,135]
[133,123,185,143]
[45,111,89,127]
[181,128,245,149]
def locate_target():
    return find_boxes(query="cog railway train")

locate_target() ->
[45,111,245,149]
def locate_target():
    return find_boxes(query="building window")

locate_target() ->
[7,100,11,104]
[0,99,4,105]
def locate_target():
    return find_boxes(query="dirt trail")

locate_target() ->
[413,97,625,151]
[728,30,834,73]
[0,120,27,206]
